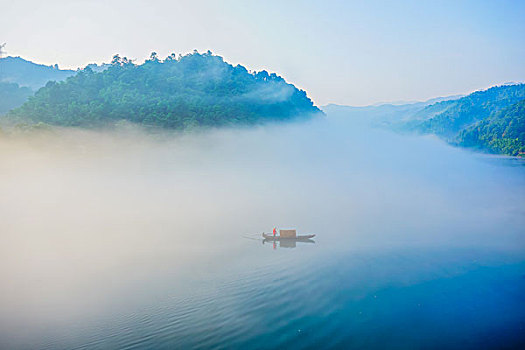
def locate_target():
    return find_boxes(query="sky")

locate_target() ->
[2,0,525,106]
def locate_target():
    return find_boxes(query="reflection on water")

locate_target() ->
[262,238,315,249]
[0,115,524,349]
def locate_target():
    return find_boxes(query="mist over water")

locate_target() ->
[0,113,524,349]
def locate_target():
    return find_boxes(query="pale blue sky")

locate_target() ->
[3,0,525,105]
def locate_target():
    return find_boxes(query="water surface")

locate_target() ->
[0,114,524,349]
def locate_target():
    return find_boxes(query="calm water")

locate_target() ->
[0,114,524,349]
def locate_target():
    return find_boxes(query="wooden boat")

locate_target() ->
[262,233,315,241]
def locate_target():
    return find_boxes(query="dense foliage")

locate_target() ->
[6,51,321,129]
[415,84,525,138]
[0,57,75,90]
[0,82,33,115]
[458,99,525,156]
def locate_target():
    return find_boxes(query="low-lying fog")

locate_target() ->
[1,114,524,349]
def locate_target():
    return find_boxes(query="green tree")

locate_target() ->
[5,51,321,129]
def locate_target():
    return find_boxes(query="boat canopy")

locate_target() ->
[280,229,296,238]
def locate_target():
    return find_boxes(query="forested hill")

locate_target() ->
[324,84,525,157]
[0,82,33,115]
[0,56,75,90]
[458,99,525,156]
[395,84,525,156]
[414,84,525,138]
[5,51,321,129]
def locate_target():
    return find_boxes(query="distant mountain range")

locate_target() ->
[322,94,465,127]
[368,95,465,107]
[0,56,75,90]
[323,84,525,156]
[0,56,110,114]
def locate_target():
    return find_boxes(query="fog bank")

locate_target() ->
[0,115,524,348]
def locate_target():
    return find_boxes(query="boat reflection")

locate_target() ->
[262,238,315,249]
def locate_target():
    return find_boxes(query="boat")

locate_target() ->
[262,232,316,241]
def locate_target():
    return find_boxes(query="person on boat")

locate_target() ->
[273,227,277,237]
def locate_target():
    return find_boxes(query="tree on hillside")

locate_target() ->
[5,51,321,129]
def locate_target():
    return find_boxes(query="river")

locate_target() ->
[0,112,524,349]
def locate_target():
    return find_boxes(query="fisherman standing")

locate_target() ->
[273,227,277,237]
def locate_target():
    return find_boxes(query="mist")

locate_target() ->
[1,114,524,348]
